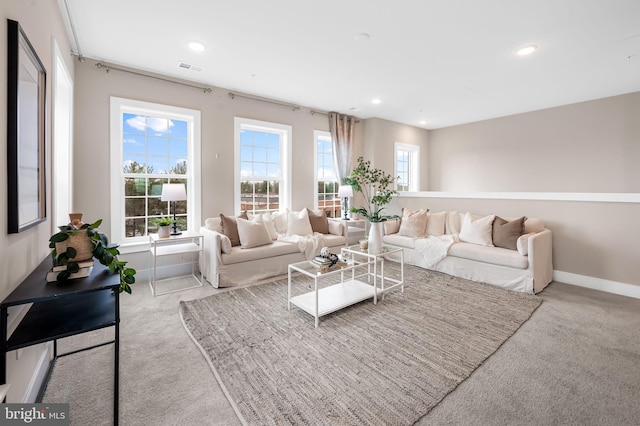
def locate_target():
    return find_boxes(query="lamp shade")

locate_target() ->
[338,185,353,198]
[161,183,187,202]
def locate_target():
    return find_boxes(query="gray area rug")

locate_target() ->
[179,263,542,425]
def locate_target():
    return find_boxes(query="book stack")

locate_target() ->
[46,260,94,282]
[311,256,332,269]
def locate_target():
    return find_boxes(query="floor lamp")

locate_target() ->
[161,183,187,235]
[338,185,353,220]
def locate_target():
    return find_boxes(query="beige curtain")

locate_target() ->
[328,112,356,183]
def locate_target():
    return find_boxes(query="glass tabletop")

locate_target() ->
[342,245,401,257]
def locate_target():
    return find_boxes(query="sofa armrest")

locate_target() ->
[199,226,224,288]
[527,228,553,293]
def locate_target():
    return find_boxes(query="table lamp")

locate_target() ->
[161,183,187,235]
[338,185,353,220]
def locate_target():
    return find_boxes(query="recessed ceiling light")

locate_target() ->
[371,98,382,105]
[188,41,206,52]
[419,120,427,125]
[516,44,538,56]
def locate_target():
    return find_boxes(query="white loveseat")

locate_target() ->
[200,209,347,288]
[381,210,553,294]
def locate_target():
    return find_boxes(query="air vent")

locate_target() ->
[177,61,204,72]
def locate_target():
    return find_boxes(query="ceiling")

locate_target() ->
[61,0,640,129]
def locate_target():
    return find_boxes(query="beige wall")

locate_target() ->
[72,59,364,238]
[384,92,640,289]
[362,117,430,190]
[1,0,75,402]
[391,196,640,287]
[428,92,640,192]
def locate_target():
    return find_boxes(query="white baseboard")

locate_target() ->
[22,342,53,403]
[553,270,640,299]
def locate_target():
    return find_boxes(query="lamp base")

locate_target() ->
[342,197,350,221]
[170,230,182,236]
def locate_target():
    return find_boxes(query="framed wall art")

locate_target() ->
[7,19,47,233]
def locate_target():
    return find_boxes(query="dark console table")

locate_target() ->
[1,257,120,425]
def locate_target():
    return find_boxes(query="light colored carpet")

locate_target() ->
[179,263,541,425]
[40,272,640,425]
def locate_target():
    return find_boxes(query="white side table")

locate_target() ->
[341,245,404,299]
[148,231,203,296]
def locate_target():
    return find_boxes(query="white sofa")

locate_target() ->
[200,209,347,288]
[381,210,553,294]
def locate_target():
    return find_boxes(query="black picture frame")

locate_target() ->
[7,19,47,233]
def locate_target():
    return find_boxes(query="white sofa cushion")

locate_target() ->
[321,234,348,247]
[382,234,417,249]
[448,242,529,269]
[222,241,300,265]
[459,213,495,246]
[237,216,273,249]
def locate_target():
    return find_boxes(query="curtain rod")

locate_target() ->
[228,92,301,111]
[94,62,213,93]
[227,95,359,121]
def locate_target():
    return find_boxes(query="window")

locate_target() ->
[314,130,340,218]
[110,97,201,244]
[395,142,420,191]
[235,118,291,214]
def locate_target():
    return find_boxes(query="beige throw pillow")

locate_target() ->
[236,216,273,249]
[492,216,525,250]
[398,209,428,238]
[459,212,495,246]
[219,212,248,246]
[427,211,447,236]
[384,218,401,235]
[306,208,329,234]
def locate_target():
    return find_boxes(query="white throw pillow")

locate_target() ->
[398,209,428,238]
[286,209,313,237]
[236,216,273,249]
[271,209,289,235]
[458,212,495,246]
[427,211,447,236]
[248,213,279,240]
[328,220,343,236]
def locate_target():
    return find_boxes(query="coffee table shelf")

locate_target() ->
[289,279,378,318]
[288,259,377,327]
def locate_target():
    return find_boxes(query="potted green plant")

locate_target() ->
[49,219,136,294]
[344,157,398,253]
[153,216,173,238]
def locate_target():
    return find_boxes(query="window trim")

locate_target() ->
[234,117,292,214]
[110,97,201,246]
[394,142,420,192]
[313,130,341,217]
